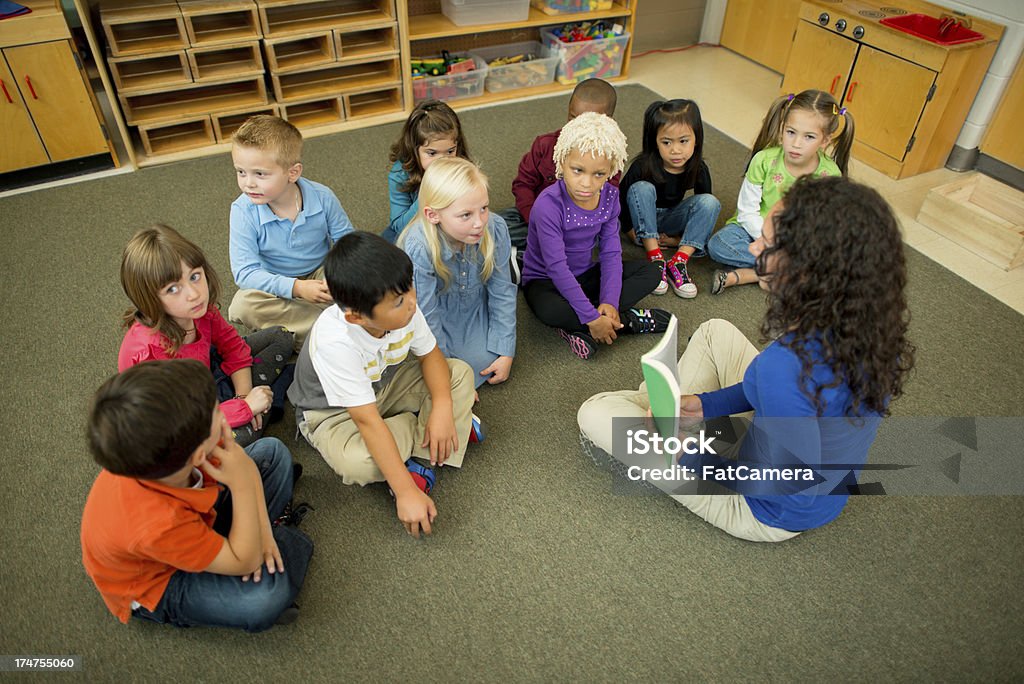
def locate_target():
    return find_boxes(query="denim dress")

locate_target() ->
[401,214,517,387]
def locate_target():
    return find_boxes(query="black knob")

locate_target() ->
[818,12,829,25]
[835,18,847,31]
[852,25,865,39]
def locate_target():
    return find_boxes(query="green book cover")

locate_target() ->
[640,315,679,438]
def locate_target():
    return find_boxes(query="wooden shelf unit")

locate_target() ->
[264,31,336,71]
[257,0,395,38]
[83,0,635,167]
[187,40,264,81]
[179,0,263,47]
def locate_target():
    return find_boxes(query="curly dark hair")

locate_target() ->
[757,175,914,417]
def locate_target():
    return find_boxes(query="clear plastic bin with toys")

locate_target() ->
[411,52,488,103]
[531,0,613,15]
[468,41,559,93]
[540,22,630,84]
[441,0,530,27]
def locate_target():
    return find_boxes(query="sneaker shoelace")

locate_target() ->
[273,501,314,528]
[626,308,661,334]
[667,261,692,287]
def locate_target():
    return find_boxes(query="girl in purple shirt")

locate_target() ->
[521,112,668,360]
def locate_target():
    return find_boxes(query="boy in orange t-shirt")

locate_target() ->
[80,359,313,631]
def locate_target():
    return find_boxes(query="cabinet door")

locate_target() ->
[0,53,49,173]
[844,45,936,162]
[4,41,109,163]
[721,0,803,74]
[781,21,858,100]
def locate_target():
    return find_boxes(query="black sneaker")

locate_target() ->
[557,328,597,360]
[273,501,314,528]
[621,307,672,334]
[292,462,303,486]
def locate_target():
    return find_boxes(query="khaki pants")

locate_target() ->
[228,266,329,351]
[577,318,799,543]
[298,358,475,486]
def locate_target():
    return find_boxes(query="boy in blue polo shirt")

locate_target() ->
[228,115,354,350]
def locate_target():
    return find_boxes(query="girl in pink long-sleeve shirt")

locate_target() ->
[118,224,293,445]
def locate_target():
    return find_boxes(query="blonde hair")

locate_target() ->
[232,114,303,168]
[120,224,221,354]
[399,157,495,289]
[553,111,627,179]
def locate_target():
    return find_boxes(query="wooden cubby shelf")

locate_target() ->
[187,40,264,81]
[212,104,279,140]
[121,75,268,124]
[101,0,188,56]
[335,22,395,60]
[108,49,192,92]
[138,115,215,155]
[264,31,335,71]
[280,94,345,127]
[180,0,263,47]
[345,85,400,119]
[271,55,398,101]
[257,0,395,39]
[90,0,636,167]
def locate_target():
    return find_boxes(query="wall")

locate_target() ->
[632,0,707,53]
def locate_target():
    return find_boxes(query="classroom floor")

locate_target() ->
[628,45,1024,316]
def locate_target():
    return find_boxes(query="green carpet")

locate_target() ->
[1,84,1022,680]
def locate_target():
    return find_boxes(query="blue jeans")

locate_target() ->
[133,438,313,632]
[626,181,720,256]
[707,223,757,268]
[496,207,528,249]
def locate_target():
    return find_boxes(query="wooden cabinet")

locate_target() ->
[720,0,802,74]
[4,41,111,163]
[0,52,50,173]
[0,0,115,174]
[980,52,1024,171]
[780,0,1002,179]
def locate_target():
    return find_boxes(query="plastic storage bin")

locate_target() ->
[412,54,488,102]
[531,0,613,15]
[540,26,629,84]
[469,41,558,93]
[441,0,530,27]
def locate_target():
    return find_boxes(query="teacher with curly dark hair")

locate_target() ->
[578,175,915,541]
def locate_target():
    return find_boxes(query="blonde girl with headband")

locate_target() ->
[398,157,517,388]
[707,89,855,294]
[520,112,669,361]
[384,100,472,244]
[119,224,295,446]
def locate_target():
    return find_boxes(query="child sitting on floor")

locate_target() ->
[520,111,669,360]
[287,232,480,539]
[228,115,355,349]
[399,157,517,388]
[383,100,471,244]
[118,224,293,446]
[81,359,313,631]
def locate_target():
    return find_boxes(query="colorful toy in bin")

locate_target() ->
[531,0,613,15]
[542,22,629,84]
[411,51,486,102]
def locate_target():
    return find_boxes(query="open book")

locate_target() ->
[641,314,680,438]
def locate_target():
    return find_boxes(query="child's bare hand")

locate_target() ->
[396,489,437,538]
[481,356,513,384]
[588,316,617,345]
[244,386,273,417]
[422,409,458,466]
[597,303,622,330]
[294,278,332,304]
[242,535,283,583]
[200,418,257,488]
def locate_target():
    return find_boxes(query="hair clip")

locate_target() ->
[839,107,847,116]
[787,93,795,101]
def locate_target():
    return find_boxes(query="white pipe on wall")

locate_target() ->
[701,0,727,44]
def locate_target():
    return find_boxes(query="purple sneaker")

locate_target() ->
[666,261,697,298]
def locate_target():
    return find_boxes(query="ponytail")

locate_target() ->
[747,94,794,171]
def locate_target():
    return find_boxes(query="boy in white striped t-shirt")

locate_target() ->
[288,232,478,538]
